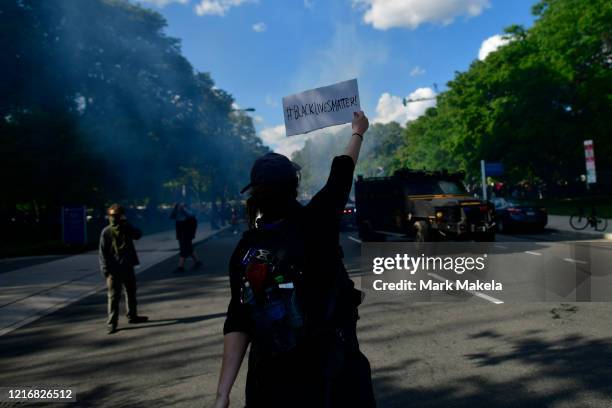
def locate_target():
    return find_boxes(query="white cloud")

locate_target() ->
[253,115,264,124]
[194,0,254,16]
[139,0,188,7]
[373,87,436,125]
[304,0,314,9]
[260,125,306,157]
[409,66,426,77]
[478,34,511,60]
[252,22,267,32]
[259,124,349,157]
[354,0,490,30]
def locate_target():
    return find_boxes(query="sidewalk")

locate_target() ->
[0,223,228,337]
[546,214,612,240]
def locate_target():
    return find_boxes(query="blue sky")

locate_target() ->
[139,0,536,155]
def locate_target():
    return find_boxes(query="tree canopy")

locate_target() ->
[393,0,611,186]
[0,0,268,213]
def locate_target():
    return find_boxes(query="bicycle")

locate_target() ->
[569,207,609,231]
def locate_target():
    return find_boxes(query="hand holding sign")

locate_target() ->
[352,111,369,137]
[282,79,361,136]
[345,110,369,165]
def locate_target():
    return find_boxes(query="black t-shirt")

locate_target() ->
[223,155,358,337]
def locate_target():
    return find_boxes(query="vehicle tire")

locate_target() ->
[595,217,608,232]
[569,214,588,230]
[414,221,432,242]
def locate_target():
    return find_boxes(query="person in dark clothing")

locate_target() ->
[170,202,202,273]
[99,204,149,334]
[214,111,375,408]
[211,202,220,230]
[230,205,239,235]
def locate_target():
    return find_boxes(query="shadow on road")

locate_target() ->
[372,329,612,407]
[118,312,227,331]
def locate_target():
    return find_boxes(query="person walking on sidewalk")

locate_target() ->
[210,202,220,230]
[99,204,149,334]
[230,205,239,235]
[170,202,202,273]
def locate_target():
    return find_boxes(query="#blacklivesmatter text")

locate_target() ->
[285,95,359,121]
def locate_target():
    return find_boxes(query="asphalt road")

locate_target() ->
[1,228,612,407]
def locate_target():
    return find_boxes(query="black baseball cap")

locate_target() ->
[240,153,301,194]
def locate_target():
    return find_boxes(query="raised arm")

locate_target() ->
[344,111,369,166]
[307,111,370,217]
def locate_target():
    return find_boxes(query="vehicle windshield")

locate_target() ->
[405,180,466,195]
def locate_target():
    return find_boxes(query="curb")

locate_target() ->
[549,228,612,241]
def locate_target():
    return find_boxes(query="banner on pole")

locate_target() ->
[62,206,87,245]
[584,140,597,184]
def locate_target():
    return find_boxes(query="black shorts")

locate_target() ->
[178,238,193,257]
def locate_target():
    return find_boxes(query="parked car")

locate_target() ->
[341,202,357,230]
[492,198,547,233]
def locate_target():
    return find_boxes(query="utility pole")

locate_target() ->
[481,160,487,201]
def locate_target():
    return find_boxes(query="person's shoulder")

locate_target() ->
[230,232,252,264]
[238,228,257,244]
[100,225,111,240]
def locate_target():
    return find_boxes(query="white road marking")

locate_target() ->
[563,258,588,265]
[374,230,405,237]
[524,251,542,256]
[348,236,363,244]
[427,272,504,305]
[494,244,508,249]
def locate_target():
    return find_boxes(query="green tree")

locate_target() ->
[392,0,611,187]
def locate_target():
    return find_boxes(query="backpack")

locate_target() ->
[238,218,307,356]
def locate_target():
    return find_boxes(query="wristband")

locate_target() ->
[352,132,363,140]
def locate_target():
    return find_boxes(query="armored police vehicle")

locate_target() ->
[354,169,495,242]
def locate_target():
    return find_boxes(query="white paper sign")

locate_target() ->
[282,79,360,137]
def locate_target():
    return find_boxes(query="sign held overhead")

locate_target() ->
[282,79,360,137]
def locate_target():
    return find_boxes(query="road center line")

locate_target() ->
[494,244,508,249]
[427,272,504,305]
[348,236,363,244]
[524,251,542,256]
[563,257,588,265]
